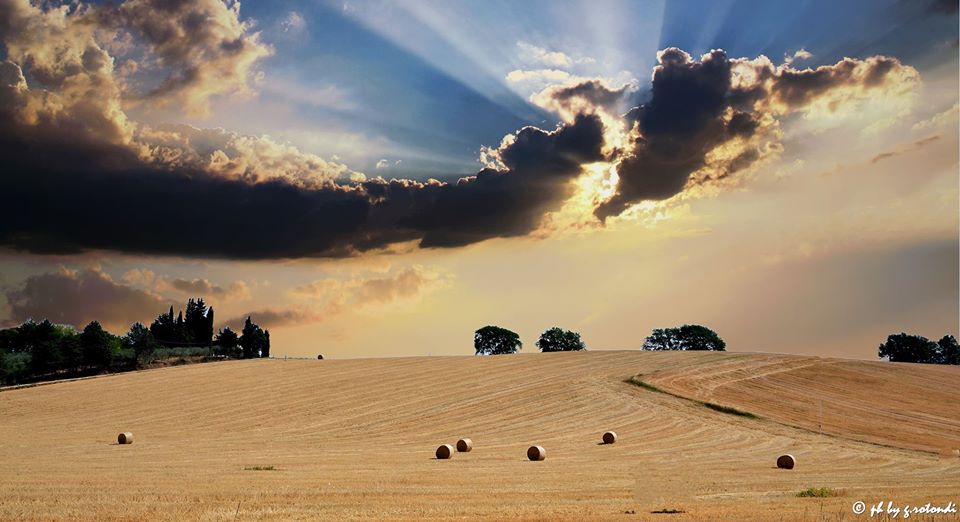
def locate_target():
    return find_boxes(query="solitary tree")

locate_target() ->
[474,326,522,355]
[642,325,725,351]
[536,327,586,352]
[878,333,938,363]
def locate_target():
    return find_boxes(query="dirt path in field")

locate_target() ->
[1,351,957,521]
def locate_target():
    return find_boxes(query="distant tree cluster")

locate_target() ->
[0,298,270,385]
[642,325,726,351]
[878,333,958,365]
[474,326,586,355]
[240,317,270,359]
[0,319,129,385]
[149,298,215,347]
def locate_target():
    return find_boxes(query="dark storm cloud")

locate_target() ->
[2,268,168,330]
[0,129,371,259]
[596,49,751,219]
[0,108,605,258]
[595,48,918,220]
[770,56,902,107]
[381,114,606,248]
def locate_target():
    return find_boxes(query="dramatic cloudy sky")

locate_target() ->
[0,0,957,359]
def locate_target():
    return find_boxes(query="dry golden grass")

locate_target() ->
[0,350,958,521]
[642,352,960,452]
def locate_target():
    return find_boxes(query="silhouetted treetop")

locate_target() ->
[536,327,586,352]
[879,333,959,365]
[642,325,726,351]
[474,326,522,355]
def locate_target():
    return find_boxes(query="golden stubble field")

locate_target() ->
[1,350,958,521]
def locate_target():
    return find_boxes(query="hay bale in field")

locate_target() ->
[602,431,617,444]
[776,454,795,469]
[436,444,454,459]
[317,354,324,360]
[939,448,960,459]
[117,432,134,445]
[527,445,546,461]
[456,438,473,452]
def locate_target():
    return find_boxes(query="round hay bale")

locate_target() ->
[435,444,454,459]
[317,354,324,360]
[602,431,617,444]
[456,438,473,452]
[527,445,546,461]
[117,432,134,445]
[776,454,795,469]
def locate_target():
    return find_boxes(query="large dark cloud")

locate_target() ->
[0,103,605,258]
[595,49,754,218]
[375,114,606,248]
[594,48,918,219]
[0,130,371,258]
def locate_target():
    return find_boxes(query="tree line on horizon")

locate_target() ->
[0,298,271,385]
[473,324,726,355]
[474,324,959,366]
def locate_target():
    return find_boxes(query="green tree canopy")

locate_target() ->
[185,298,214,346]
[937,335,960,365]
[215,326,240,357]
[642,324,726,351]
[123,322,158,361]
[536,327,586,352]
[474,326,522,355]
[25,320,63,375]
[878,333,944,364]
[240,317,269,359]
[80,321,116,369]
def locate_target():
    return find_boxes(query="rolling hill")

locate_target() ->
[1,351,957,521]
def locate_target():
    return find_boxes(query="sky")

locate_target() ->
[0,0,957,360]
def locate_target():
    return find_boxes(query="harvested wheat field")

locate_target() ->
[1,351,958,521]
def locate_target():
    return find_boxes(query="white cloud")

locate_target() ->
[912,103,959,131]
[783,49,812,66]
[281,11,306,33]
[517,41,573,68]
[506,69,572,84]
